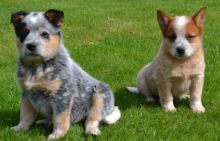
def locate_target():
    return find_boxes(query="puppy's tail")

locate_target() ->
[126,87,139,94]
[103,106,121,124]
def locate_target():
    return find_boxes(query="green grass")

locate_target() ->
[0,0,220,140]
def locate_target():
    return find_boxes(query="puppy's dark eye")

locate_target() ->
[168,33,177,42]
[41,31,50,39]
[186,35,195,41]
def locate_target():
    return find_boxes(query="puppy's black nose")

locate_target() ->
[176,47,185,56]
[27,43,36,51]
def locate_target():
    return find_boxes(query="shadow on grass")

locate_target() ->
[0,110,52,136]
[0,110,105,139]
[114,87,190,111]
[0,110,20,129]
[114,87,159,111]
[0,89,189,139]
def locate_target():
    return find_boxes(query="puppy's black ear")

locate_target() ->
[157,10,172,32]
[11,11,28,26]
[44,9,64,28]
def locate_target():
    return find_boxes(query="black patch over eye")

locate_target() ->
[41,31,50,39]
[168,33,177,42]
[15,22,30,43]
[186,35,195,41]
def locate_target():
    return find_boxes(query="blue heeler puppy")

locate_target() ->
[10,9,121,140]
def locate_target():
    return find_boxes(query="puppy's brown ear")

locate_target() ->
[157,10,172,32]
[192,7,207,29]
[11,11,28,26]
[44,9,64,28]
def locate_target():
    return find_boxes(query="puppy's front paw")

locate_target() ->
[48,133,60,140]
[48,132,65,140]
[163,106,176,112]
[10,125,21,132]
[48,129,68,140]
[161,102,176,112]
[85,121,101,136]
[190,104,205,113]
[86,126,101,136]
[10,124,28,132]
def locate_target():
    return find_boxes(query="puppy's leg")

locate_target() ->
[190,76,205,113]
[85,92,103,135]
[158,82,176,112]
[137,66,156,103]
[11,95,36,131]
[48,96,73,140]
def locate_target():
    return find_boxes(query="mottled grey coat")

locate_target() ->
[11,9,120,139]
[17,45,115,123]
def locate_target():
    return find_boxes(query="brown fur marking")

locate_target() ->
[137,8,206,112]
[85,92,104,135]
[55,109,70,132]
[45,35,60,59]
[12,97,37,130]
[49,109,71,139]
[185,19,202,45]
[87,93,104,122]
[19,66,62,95]
[34,79,62,94]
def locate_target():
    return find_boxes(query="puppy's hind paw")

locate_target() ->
[36,119,52,127]
[178,94,190,100]
[48,133,59,140]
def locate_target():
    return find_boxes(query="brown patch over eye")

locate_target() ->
[168,33,177,42]
[185,34,195,42]
[185,19,202,44]
[163,21,177,42]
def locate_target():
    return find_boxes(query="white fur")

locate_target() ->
[104,107,121,124]
[171,16,194,58]
[126,87,139,94]
[161,101,176,112]
[30,16,38,24]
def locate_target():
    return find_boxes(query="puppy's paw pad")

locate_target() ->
[86,127,101,136]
